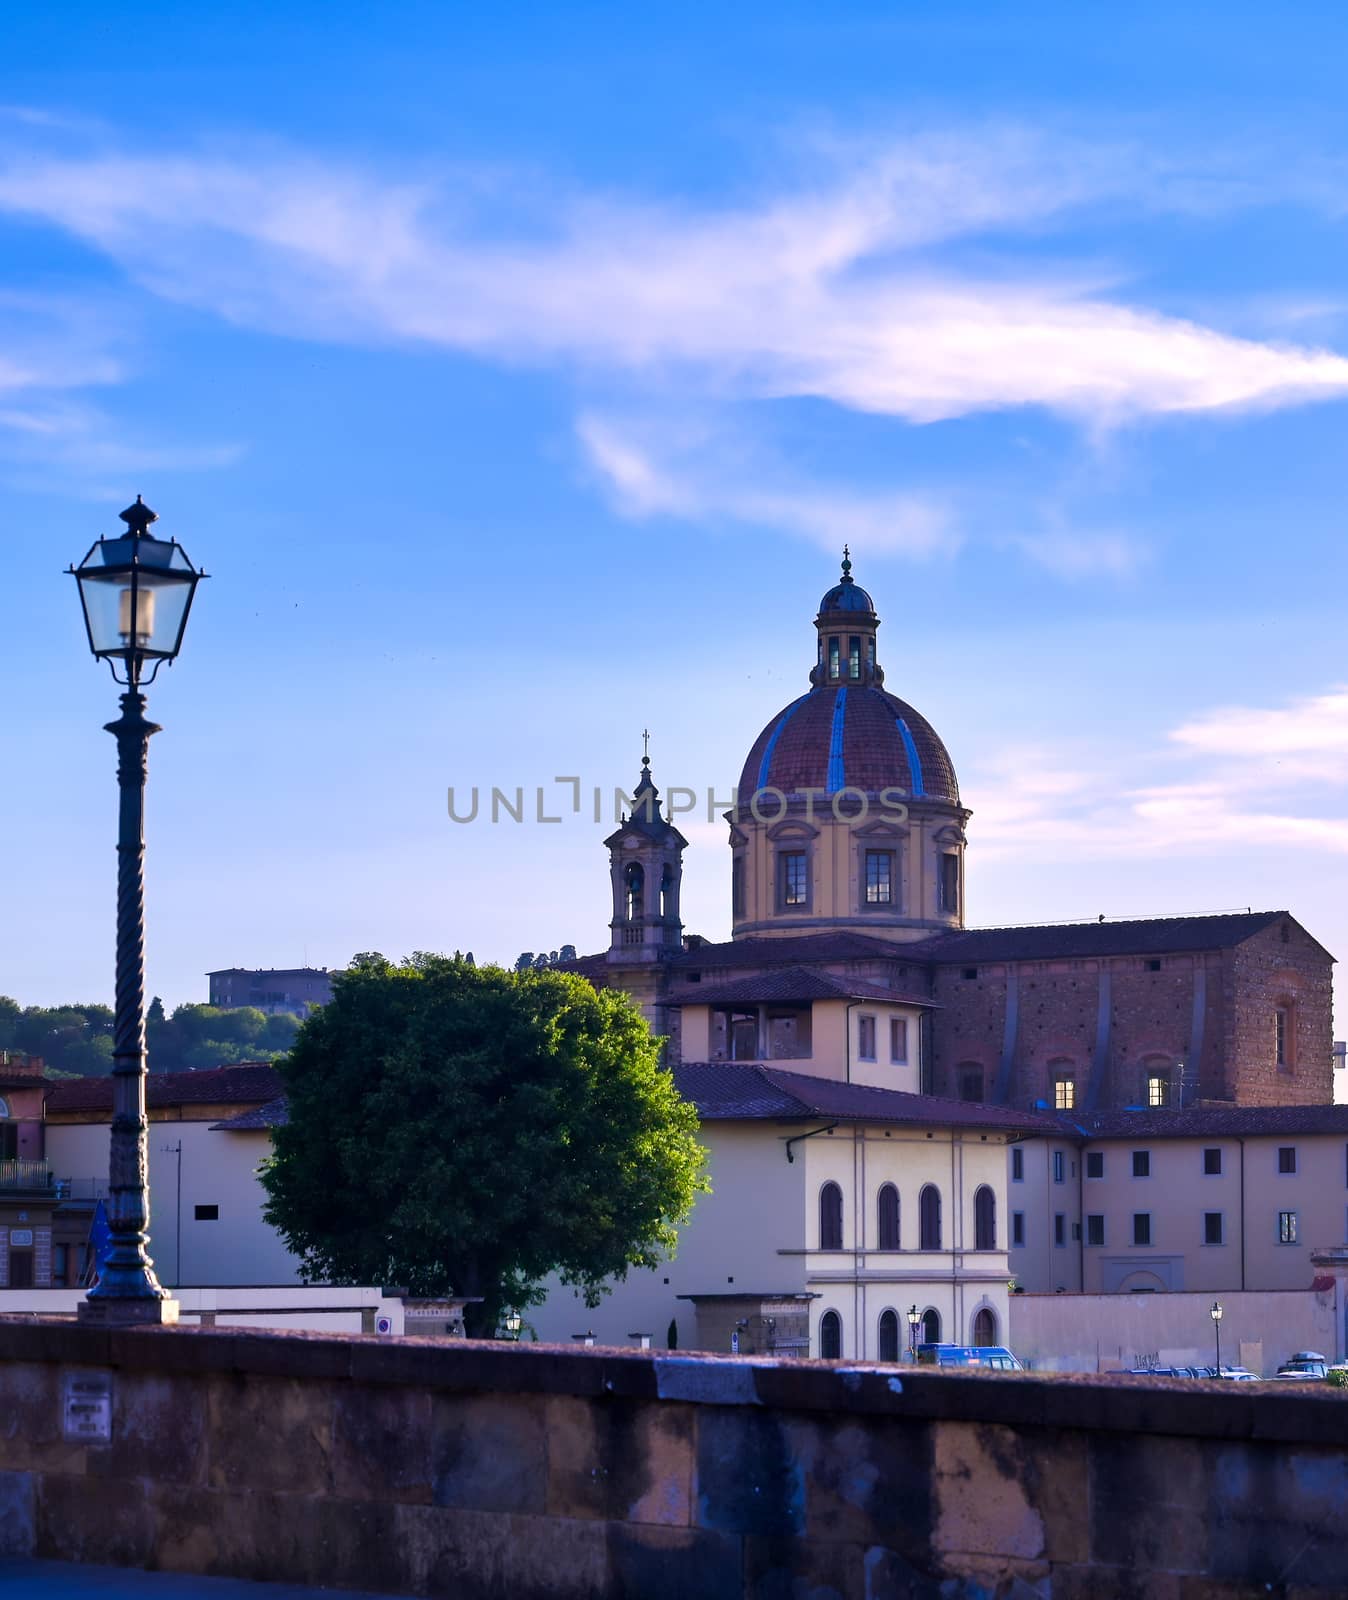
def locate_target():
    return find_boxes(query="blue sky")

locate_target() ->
[2,5,1346,1051]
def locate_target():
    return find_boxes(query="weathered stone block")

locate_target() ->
[35,1472,156,1568]
[431,1391,548,1516]
[0,1363,89,1476]
[206,1373,333,1495]
[89,1369,208,1487]
[1205,1442,1348,1592]
[610,1523,743,1600]
[0,1470,34,1556]
[786,1415,932,1558]
[744,1531,867,1600]
[544,1394,692,1526]
[695,1406,805,1538]
[1090,1434,1208,1573]
[333,1381,434,1504]
[933,1421,1045,1564]
[397,1502,609,1598]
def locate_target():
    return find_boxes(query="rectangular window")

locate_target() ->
[958,1066,983,1102]
[889,1018,908,1063]
[1011,1146,1024,1182]
[828,637,840,680]
[857,1015,876,1061]
[1145,958,1162,972]
[848,636,861,681]
[1011,1211,1025,1246]
[1132,1150,1150,1179]
[1275,1008,1288,1068]
[1053,1076,1075,1111]
[940,854,960,915]
[1278,1146,1297,1174]
[194,1204,220,1222]
[1203,1147,1222,1176]
[731,856,745,919]
[1053,1151,1065,1184]
[1054,1213,1066,1247]
[1147,1075,1169,1108]
[781,852,808,907]
[1086,1214,1105,1247]
[1278,1210,1298,1245]
[864,850,893,905]
[1086,1151,1104,1179]
[1133,1213,1152,1247]
[1204,1212,1224,1246]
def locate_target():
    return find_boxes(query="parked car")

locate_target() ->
[914,1343,981,1368]
[971,1345,1024,1372]
[1216,1366,1258,1381]
[1274,1353,1328,1380]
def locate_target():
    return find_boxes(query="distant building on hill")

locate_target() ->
[206,967,335,1016]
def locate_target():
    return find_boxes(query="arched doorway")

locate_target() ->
[878,1308,899,1362]
[972,1307,997,1347]
[819,1309,842,1359]
[921,1307,941,1345]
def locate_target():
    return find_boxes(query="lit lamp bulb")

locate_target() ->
[118,586,156,647]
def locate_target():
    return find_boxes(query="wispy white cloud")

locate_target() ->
[2,128,1348,428]
[576,412,955,557]
[972,684,1348,860]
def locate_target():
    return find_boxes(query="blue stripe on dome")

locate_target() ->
[897,718,925,797]
[828,688,848,790]
[756,693,810,793]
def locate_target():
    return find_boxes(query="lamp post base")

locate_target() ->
[78,1296,181,1327]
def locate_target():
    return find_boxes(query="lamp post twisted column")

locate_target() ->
[71,497,203,1327]
[80,691,176,1319]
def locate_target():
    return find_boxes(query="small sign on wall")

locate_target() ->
[62,1372,112,1443]
[9,1230,32,1248]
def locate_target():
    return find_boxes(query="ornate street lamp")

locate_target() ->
[1210,1300,1223,1377]
[69,497,206,1324]
[503,1309,523,1341]
[907,1303,921,1361]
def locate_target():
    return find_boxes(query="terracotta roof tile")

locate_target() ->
[674,1061,1056,1133]
[45,1063,284,1115]
[669,967,936,1009]
[1063,1104,1348,1140]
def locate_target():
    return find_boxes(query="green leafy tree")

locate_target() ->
[260,954,707,1338]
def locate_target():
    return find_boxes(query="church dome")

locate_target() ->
[817,545,876,616]
[738,684,960,804]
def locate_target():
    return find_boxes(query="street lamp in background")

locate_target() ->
[1211,1300,1224,1376]
[69,497,206,1325]
[907,1304,921,1361]
[503,1309,523,1341]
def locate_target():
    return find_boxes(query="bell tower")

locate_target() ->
[605,746,687,966]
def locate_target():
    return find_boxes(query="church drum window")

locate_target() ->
[828,637,840,680]
[864,849,893,906]
[877,1183,900,1250]
[780,851,808,909]
[848,636,861,680]
[939,853,960,915]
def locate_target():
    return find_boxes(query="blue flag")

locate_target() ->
[84,1200,112,1287]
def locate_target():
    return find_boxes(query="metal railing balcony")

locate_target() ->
[0,1158,56,1191]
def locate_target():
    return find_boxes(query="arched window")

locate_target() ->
[921,1307,941,1345]
[819,1309,842,1359]
[919,1184,942,1251]
[972,1307,997,1347]
[624,862,644,921]
[660,863,674,918]
[878,1309,899,1362]
[819,1182,843,1250]
[974,1185,996,1250]
[876,1183,900,1250]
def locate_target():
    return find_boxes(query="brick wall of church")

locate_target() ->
[929,930,1333,1110]
[1221,920,1334,1105]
